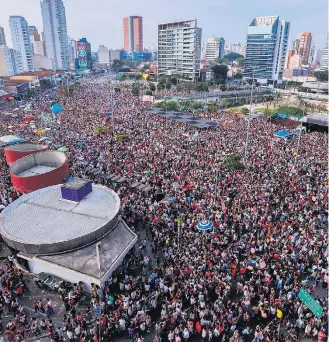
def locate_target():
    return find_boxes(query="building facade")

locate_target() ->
[158,19,202,81]
[219,37,225,58]
[286,50,301,69]
[0,47,22,76]
[244,16,290,84]
[298,32,312,64]
[76,38,92,69]
[205,38,221,61]
[123,16,143,52]
[68,38,77,66]
[320,34,328,71]
[0,25,6,46]
[9,16,34,72]
[226,43,245,56]
[98,45,110,65]
[28,26,45,56]
[41,0,70,70]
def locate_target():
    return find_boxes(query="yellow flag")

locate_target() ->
[276,309,283,318]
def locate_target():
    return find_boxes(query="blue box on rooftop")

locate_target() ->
[61,178,92,202]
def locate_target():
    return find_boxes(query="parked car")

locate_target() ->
[34,272,71,292]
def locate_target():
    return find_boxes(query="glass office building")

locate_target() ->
[244,16,290,84]
[158,19,202,81]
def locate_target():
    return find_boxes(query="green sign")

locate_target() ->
[298,288,323,318]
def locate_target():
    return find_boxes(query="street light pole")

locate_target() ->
[244,66,257,160]
[294,104,306,168]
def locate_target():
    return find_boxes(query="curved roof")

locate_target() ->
[5,143,47,152]
[0,184,120,254]
[10,150,67,178]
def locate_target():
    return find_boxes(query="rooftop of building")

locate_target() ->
[250,16,278,26]
[12,71,54,77]
[0,184,120,251]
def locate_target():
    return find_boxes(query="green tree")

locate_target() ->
[236,57,244,67]
[314,70,328,82]
[240,107,249,115]
[217,58,228,65]
[224,53,243,61]
[225,154,243,171]
[145,90,153,96]
[149,83,156,92]
[112,59,124,72]
[234,72,243,79]
[170,77,177,85]
[221,99,229,108]
[212,65,228,84]
[207,103,219,113]
[165,81,172,90]
[195,82,209,92]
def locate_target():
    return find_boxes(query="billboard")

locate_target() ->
[77,41,88,69]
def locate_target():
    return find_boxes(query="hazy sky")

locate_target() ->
[1,0,328,51]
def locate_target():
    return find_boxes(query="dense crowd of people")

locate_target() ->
[0,76,328,342]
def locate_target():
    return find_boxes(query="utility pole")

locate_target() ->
[294,104,306,168]
[244,66,258,160]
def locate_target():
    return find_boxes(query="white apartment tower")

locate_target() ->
[68,37,77,66]
[320,34,328,71]
[9,16,34,72]
[158,19,202,81]
[0,47,22,76]
[244,16,290,84]
[205,37,225,61]
[41,0,70,70]
[98,45,110,65]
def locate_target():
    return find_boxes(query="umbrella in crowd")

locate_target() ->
[51,103,63,115]
[197,220,213,231]
[57,146,69,152]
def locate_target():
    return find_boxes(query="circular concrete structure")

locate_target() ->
[10,151,69,194]
[0,184,120,254]
[4,143,48,166]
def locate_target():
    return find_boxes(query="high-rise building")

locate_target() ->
[98,45,110,65]
[219,37,225,58]
[123,16,143,52]
[0,25,6,46]
[28,26,45,56]
[158,19,202,81]
[0,46,22,76]
[41,0,70,70]
[205,38,221,61]
[76,38,92,69]
[244,16,290,84]
[68,38,77,66]
[320,34,328,71]
[314,48,323,64]
[298,32,312,64]
[308,44,315,64]
[286,50,301,69]
[9,16,34,72]
[226,43,246,56]
[291,39,300,51]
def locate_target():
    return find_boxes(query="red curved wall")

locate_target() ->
[5,145,49,166]
[10,161,69,194]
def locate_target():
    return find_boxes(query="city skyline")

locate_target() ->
[0,0,327,52]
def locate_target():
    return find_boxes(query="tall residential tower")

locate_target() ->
[123,16,143,52]
[41,0,69,70]
[9,16,34,72]
[158,19,202,81]
[244,16,290,84]
[298,32,312,64]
